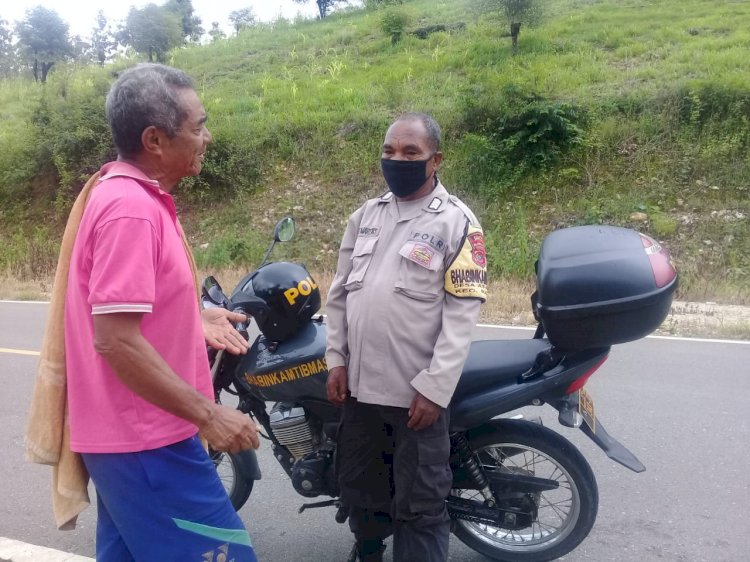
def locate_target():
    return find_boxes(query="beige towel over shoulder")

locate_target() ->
[24,172,100,530]
[24,170,201,531]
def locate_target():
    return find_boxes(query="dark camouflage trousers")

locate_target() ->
[337,397,452,562]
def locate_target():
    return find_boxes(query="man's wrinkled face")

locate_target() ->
[381,119,442,200]
[381,119,435,163]
[161,88,212,183]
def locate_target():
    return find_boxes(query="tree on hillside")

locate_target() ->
[88,11,117,66]
[480,0,543,55]
[165,0,204,42]
[70,35,92,64]
[119,4,183,63]
[229,7,257,34]
[208,22,226,43]
[292,0,348,19]
[15,6,72,82]
[0,19,20,77]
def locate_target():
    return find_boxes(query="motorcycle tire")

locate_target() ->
[210,449,254,511]
[451,419,598,562]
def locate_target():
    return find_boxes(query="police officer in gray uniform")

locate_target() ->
[326,113,487,562]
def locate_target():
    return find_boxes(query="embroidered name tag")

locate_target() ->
[358,226,380,237]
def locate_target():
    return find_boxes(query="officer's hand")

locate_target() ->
[407,392,441,431]
[199,403,260,453]
[326,366,348,406]
[201,308,249,355]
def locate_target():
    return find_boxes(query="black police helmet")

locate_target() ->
[237,262,320,342]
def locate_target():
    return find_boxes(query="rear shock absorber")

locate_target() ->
[453,433,496,507]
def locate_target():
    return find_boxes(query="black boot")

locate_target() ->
[346,539,386,562]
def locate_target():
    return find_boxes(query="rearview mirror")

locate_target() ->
[274,216,295,243]
[201,276,229,308]
[259,217,296,267]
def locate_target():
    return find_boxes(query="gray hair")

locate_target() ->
[105,63,195,158]
[394,112,441,152]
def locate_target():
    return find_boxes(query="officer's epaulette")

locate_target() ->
[424,194,445,213]
[448,194,480,226]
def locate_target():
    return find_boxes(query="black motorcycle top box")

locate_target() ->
[534,225,677,350]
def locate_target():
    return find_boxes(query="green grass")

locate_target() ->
[0,0,749,304]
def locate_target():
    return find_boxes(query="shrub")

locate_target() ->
[454,84,586,196]
[380,8,410,44]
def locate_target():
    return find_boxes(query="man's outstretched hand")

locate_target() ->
[201,308,249,355]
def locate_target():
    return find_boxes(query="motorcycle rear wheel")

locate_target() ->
[210,449,254,511]
[451,419,598,562]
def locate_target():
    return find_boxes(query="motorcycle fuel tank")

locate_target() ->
[237,320,328,402]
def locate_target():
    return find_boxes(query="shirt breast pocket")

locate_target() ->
[394,241,444,302]
[345,236,378,291]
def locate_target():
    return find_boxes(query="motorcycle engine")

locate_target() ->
[269,403,315,460]
[269,402,337,498]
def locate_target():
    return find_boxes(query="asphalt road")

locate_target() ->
[1,301,749,561]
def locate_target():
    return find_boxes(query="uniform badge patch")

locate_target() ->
[408,243,435,268]
[467,231,487,267]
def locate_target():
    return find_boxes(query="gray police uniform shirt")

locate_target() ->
[325,182,487,409]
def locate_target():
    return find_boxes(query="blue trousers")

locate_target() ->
[81,435,257,562]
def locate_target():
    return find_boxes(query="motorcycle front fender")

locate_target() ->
[233,448,262,481]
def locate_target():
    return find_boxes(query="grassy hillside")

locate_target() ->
[0,0,748,303]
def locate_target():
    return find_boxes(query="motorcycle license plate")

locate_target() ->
[578,388,596,433]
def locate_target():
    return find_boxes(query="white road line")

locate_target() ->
[0,537,93,561]
[477,323,536,331]
[3,303,748,346]
[642,334,749,345]
[475,323,750,345]
[0,348,40,356]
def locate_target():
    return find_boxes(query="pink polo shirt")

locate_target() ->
[65,161,212,453]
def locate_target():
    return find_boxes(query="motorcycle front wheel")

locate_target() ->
[451,419,598,562]
[210,449,254,511]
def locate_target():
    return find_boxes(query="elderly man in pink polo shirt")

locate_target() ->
[65,63,259,561]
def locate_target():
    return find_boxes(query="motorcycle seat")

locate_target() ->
[453,338,552,399]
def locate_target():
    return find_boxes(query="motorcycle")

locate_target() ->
[203,217,678,562]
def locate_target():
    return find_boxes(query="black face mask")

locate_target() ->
[381,156,434,198]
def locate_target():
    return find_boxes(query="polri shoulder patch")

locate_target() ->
[445,224,487,301]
